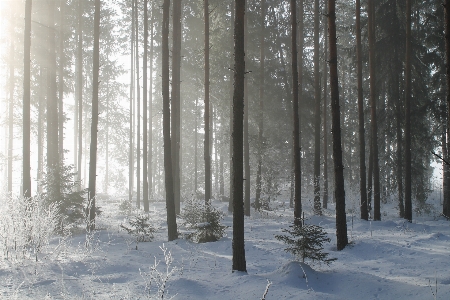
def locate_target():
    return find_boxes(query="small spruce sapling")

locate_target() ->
[276,221,336,265]
[121,214,155,242]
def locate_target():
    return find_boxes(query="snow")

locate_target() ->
[1,196,449,299]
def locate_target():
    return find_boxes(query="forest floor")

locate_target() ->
[0,192,449,299]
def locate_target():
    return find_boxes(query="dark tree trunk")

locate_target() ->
[313,0,321,215]
[291,0,302,226]
[172,0,182,214]
[143,0,149,212]
[129,0,135,206]
[404,0,412,222]
[255,0,265,212]
[135,0,141,209]
[442,132,448,216]
[446,0,450,218]
[232,0,247,273]
[395,72,404,217]
[23,0,32,198]
[356,0,368,220]
[88,0,101,231]
[328,0,348,250]
[243,9,250,216]
[77,0,83,192]
[228,1,235,213]
[204,0,211,205]
[162,0,178,241]
[368,0,381,221]
[322,0,328,210]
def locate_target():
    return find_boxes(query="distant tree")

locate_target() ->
[162,0,178,241]
[76,0,83,192]
[143,0,149,212]
[58,0,65,163]
[328,0,348,250]
[232,0,247,273]
[129,0,135,206]
[322,0,329,210]
[445,0,450,218]
[87,0,101,231]
[404,0,412,222]
[23,0,32,199]
[135,0,141,210]
[204,0,211,206]
[313,0,321,216]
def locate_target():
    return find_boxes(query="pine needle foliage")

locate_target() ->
[276,223,336,265]
[121,214,156,242]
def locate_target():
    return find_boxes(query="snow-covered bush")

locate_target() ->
[276,222,335,265]
[181,198,226,243]
[0,193,60,261]
[121,214,156,242]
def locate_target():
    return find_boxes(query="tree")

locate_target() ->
[328,0,348,250]
[204,0,211,206]
[368,0,381,221]
[88,0,101,231]
[129,0,135,206]
[135,0,141,210]
[243,7,250,216]
[445,0,450,218]
[313,0,321,215]
[404,0,412,222]
[76,0,83,192]
[143,0,149,212]
[232,0,247,273]
[23,0,32,199]
[291,0,302,226]
[162,0,178,241]
[322,0,329,210]
[356,0,368,220]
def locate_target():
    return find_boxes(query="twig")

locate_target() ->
[432,151,450,165]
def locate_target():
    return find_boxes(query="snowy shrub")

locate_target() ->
[0,194,60,261]
[276,222,335,265]
[121,214,156,242]
[119,199,132,214]
[181,198,227,243]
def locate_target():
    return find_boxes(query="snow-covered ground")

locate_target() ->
[1,194,449,299]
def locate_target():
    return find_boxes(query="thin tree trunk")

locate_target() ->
[58,0,64,164]
[23,0,32,198]
[135,0,141,209]
[194,97,198,194]
[172,0,182,213]
[368,0,381,221]
[232,0,247,273]
[228,0,235,213]
[446,0,450,218]
[8,10,14,195]
[243,8,250,216]
[143,0,149,212]
[322,0,328,210]
[105,78,109,194]
[38,67,44,194]
[404,0,412,222]
[129,0,135,206]
[356,0,368,220]
[313,0,321,215]
[148,2,154,200]
[162,0,178,241]
[328,0,348,250]
[88,0,101,231]
[395,71,404,217]
[291,0,302,226]
[77,0,83,192]
[205,0,211,205]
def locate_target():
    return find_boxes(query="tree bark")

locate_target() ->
[404,0,412,222]
[88,0,101,231]
[232,0,247,273]
[204,0,211,206]
[163,0,178,241]
[148,1,154,200]
[135,0,141,209]
[129,0,135,206]
[446,0,450,218]
[228,1,235,213]
[143,0,149,212]
[356,0,368,220]
[322,0,328,210]
[23,0,32,198]
[328,0,348,250]
[58,0,64,164]
[243,8,250,216]
[77,0,83,192]
[313,0,321,215]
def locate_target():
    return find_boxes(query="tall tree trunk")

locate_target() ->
[105,79,109,194]
[77,0,83,192]
[129,0,135,206]
[232,0,247,273]
[356,0,368,220]
[88,0,101,231]
[395,71,404,217]
[23,0,32,198]
[135,0,141,209]
[255,0,265,212]
[243,8,250,216]
[58,0,64,164]
[194,97,198,194]
[148,1,154,200]
[143,0,149,212]
[8,9,14,195]
[38,68,44,194]
[228,1,235,213]
[328,0,348,250]
[443,131,449,216]
[313,0,321,215]
[404,0,412,222]
[162,0,178,241]
[445,0,450,218]
[368,0,381,221]
[291,0,302,226]
[322,0,328,210]
[172,0,182,213]
[205,0,211,205]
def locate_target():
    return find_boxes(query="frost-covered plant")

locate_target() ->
[276,222,336,265]
[181,198,227,243]
[140,244,179,299]
[0,194,60,261]
[119,199,133,214]
[121,214,156,242]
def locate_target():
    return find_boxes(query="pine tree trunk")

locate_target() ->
[135,0,141,209]
[232,0,247,273]
[291,0,302,226]
[163,0,178,241]
[172,0,182,214]
[23,0,32,198]
[205,0,211,205]
[77,0,83,192]
[228,1,235,213]
[129,0,135,206]
[322,0,328,210]
[8,10,14,195]
[38,68,44,194]
[368,0,381,221]
[313,0,321,215]
[243,9,250,216]
[356,0,368,220]
[88,0,101,231]
[404,0,412,222]
[194,97,198,194]
[148,2,154,200]
[328,0,348,250]
[58,0,64,164]
[143,0,149,212]
[445,0,450,218]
